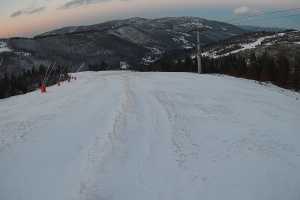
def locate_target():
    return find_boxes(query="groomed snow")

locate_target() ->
[0,71,300,200]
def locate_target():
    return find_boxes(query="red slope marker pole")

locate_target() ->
[40,83,46,93]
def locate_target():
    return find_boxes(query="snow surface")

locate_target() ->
[202,33,286,58]
[0,71,300,200]
[15,51,31,57]
[172,36,193,49]
[0,41,12,53]
[0,41,31,56]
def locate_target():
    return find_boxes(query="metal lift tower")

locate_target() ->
[197,29,202,74]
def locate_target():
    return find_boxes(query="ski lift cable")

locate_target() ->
[44,62,56,84]
[43,62,54,84]
[76,63,85,73]
[43,63,53,84]
[45,62,56,82]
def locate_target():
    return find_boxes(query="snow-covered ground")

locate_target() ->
[0,71,300,200]
[172,36,193,49]
[0,41,31,56]
[0,41,12,53]
[202,33,286,58]
[142,47,163,65]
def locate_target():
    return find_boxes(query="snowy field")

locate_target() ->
[0,71,300,200]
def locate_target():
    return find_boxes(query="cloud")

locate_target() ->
[233,6,261,16]
[10,6,46,18]
[58,0,111,10]
[10,10,23,18]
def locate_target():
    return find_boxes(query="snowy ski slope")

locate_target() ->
[202,33,286,58]
[0,71,300,200]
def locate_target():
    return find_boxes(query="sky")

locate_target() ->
[0,0,300,38]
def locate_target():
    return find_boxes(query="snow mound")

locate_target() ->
[0,72,299,200]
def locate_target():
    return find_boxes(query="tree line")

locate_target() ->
[0,60,114,99]
[0,65,70,99]
[0,52,299,99]
[145,52,300,91]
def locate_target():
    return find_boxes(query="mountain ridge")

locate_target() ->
[1,16,246,75]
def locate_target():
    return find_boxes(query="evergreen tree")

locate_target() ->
[260,53,275,82]
[293,55,300,91]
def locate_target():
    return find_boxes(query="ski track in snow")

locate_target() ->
[0,71,300,200]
